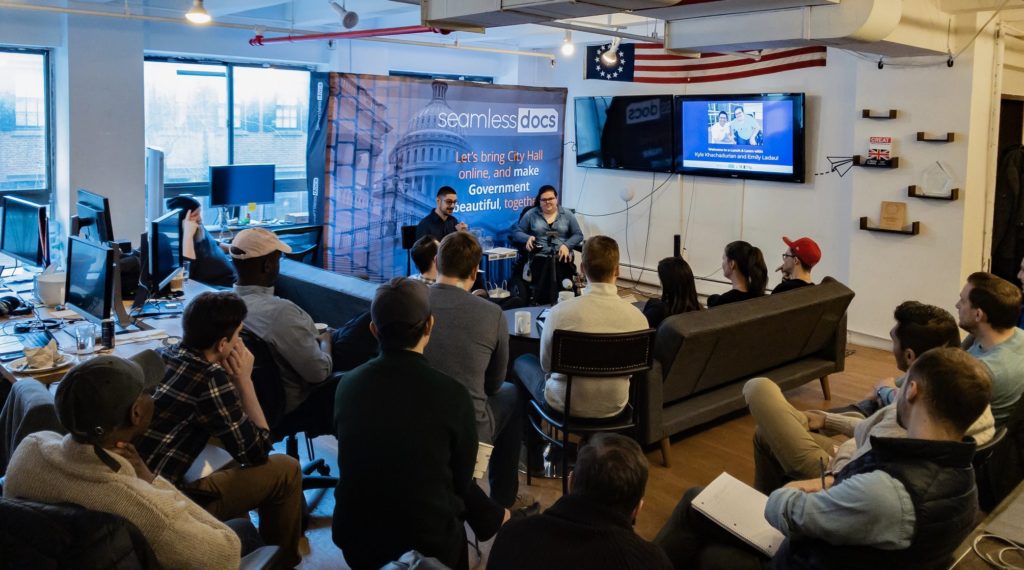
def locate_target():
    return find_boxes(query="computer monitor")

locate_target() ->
[64,236,115,324]
[209,164,275,207]
[76,189,114,243]
[149,209,182,292]
[0,196,49,268]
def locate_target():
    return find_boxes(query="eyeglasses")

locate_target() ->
[781,253,798,260]
[540,197,557,203]
[442,199,457,206]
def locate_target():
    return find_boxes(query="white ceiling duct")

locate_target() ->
[661,0,904,54]
[422,0,678,29]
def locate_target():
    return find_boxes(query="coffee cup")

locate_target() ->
[514,311,531,335]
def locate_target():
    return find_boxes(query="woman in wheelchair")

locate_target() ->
[512,185,584,305]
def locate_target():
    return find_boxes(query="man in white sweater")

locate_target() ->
[3,353,242,570]
[514,235,649,418]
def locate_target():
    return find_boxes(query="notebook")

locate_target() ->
[693,472,786,557]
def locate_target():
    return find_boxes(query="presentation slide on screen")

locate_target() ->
[679,100,795,175]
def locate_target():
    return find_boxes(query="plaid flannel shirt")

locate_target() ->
[136,343,271,485]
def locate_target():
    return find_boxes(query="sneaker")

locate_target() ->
[509,493,540,519]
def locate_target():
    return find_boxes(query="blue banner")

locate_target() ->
[323,73,567,281]
[306,72,330,232]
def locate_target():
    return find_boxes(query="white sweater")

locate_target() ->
[3,431,240,570]
[540,282,651,418]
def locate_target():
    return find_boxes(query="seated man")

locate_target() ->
[514,235,649,418]
[954,272,1024,426]
[409,235,439,284]
[772,236,819,295]
[657,347,992,569]
[746,301,994,492]
[423,231,529,510]
[135,291,303,566]
[3,353,242,570]
[334,278,503,570]
[166,196,236,288]
[229,228,337,433]
[416,186,467,241]
[488,433,672,570]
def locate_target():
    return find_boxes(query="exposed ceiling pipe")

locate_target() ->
[537,20,663,43]
[250,25,448,46]
[0,2,554,61]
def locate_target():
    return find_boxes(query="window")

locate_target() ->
[0,48,50,195]
[144,59,311,217]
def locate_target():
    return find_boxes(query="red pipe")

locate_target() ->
[249,25,449,46]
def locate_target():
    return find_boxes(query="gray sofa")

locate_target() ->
[275,259,377,327]
[640,277,855,464]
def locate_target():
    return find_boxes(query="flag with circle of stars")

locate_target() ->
[585,42,635,82]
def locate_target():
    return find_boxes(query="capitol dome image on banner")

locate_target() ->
[315,73,567,281]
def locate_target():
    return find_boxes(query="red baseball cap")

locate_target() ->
[782,236,821,268]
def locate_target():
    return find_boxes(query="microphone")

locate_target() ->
[562,278,573,290]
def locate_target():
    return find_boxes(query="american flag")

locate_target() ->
[585,43,827,83]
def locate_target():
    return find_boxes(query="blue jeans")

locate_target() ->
[513,353,547,406]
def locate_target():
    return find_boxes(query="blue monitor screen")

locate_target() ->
[1,196,48,268]
[150,209,181,291]
[675,93,805,183]
[65,236,113,323]
[210,164,276,207]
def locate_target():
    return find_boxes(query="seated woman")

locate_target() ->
[165,196,236,287]
[707,240,767,308]
[643,256,701,328]
[512,185,584,305]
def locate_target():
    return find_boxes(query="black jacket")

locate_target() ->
[0,497,159,569]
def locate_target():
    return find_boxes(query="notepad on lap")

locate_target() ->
[474,442,494,480]
[182,444,234,484]
[693,472,786,557]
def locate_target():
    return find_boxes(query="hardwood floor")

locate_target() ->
[293,343,898,569]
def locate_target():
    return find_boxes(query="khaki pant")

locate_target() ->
[189,454,303,567]
[744,377,834,493]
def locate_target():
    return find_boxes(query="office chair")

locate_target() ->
[243,330,339,491]
[277,226,324,267]
[523,328,656,495]
[401,225,417,276]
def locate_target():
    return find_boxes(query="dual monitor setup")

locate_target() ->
[574,92,806,183]
[0,163,275,329]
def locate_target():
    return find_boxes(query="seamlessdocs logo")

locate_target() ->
[436,108,560,133]
[516,108,559,133]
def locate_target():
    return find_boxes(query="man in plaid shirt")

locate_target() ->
[136,291,303,566]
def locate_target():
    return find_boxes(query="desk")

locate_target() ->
[1,280,211,385]
[951,481,1024,568]
[503,305,548,377]
[207,223,320,242]
[483,247,518,288]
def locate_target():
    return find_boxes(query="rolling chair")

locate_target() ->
[401,225,418,276]
[524,328,657,495]
[243,330,339,491]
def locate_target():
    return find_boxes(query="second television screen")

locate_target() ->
[675,93,804,183]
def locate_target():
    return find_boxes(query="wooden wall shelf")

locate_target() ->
[916,132,955,143]
[861,109,898,119]
[852,155,899,168]
[859,217,920,235]
[908,185,959,201]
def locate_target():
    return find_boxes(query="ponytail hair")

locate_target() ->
[724,241,767,296]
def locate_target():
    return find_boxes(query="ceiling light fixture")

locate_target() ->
[560,30,574,56]
[185,0,211,24]
[600,37,621,66]
[329,0,359,29]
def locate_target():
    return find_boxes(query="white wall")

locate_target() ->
[521,36,996,343]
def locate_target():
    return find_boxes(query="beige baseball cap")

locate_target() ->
[229,228,292,260]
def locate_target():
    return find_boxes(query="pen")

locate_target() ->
[819,457,827,489]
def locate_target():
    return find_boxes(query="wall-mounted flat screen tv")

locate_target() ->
[574,95,675,173]
[675,93,805,183]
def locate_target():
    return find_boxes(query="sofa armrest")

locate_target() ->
[826,313,848,371]
[638,360,666,446]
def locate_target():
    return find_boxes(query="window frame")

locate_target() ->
[0,46,53,200]
[144,55,315,199]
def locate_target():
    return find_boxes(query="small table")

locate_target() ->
[950,481,1024,568]
[503,305,548,376]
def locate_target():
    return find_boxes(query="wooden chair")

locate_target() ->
[525,328,657,495]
